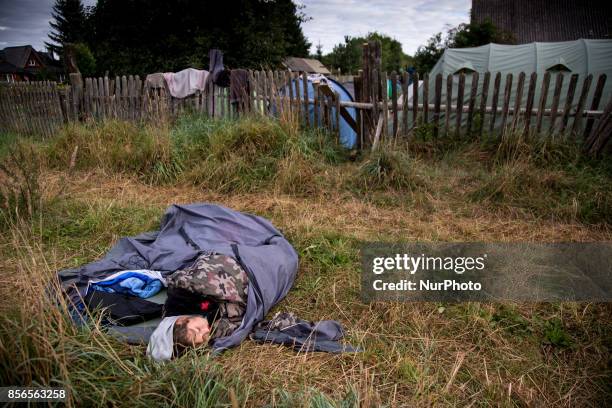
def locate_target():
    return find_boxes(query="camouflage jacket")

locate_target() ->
[167,252,249,339]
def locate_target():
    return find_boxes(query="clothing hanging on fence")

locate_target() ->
[162,68,209,98]
[230,69,250,111]
[209,49,230,87]
[144,73,166,89]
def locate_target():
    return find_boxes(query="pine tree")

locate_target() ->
[45,0,87,55]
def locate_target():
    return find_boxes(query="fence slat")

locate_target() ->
[511,72,525,134]
[433,73,442,138]
[583,74,607,139]
[535,72,551,134]
[560,73,579,136]
[571,74,593,138]
[500,73,513,137]
[445,74,452,137]
[391,72,398,138]
[478,72,490,138]
[466,72,479,135]
[422,73,429,124]
[549,73,564,135]
[489,72,501,134]
[412,72,419,130]
[382,71,389,140]
[302,73,309,127]
[401,71,409,137]
[523,72,537,137]
[455,73,465,137]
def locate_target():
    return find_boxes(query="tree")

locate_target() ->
[89,0,311,76]
[412,19,515,75]
[323,32,410,74]
[72,43,96,77]
[45,0,88,56]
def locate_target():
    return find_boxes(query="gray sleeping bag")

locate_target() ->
[58,203,299,352]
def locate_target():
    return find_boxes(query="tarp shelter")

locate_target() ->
[58,203,299,353]
[283,76,358,148]
[424,39,612,133]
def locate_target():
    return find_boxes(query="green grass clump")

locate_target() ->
[353,148,429,192]
[46,120,181,183]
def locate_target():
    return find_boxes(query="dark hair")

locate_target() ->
[172,316,193,357]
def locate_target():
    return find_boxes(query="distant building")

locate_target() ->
[283,57,331,75]
[0,45,64,82]
[471,0,611,43]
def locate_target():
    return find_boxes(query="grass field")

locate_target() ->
[1,115,611,407]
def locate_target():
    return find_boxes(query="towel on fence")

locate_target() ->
[88,270,166,299]
[163,68,209,98]
[249,311,361,353]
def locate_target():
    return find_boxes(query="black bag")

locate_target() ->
[84,291,163,326]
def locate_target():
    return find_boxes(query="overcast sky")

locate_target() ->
[0,0,470,55]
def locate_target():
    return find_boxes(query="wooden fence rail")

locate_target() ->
[1,69,611,153]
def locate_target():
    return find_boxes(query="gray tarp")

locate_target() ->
[58,203,299,352]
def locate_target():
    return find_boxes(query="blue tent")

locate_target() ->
[283,77,357,149]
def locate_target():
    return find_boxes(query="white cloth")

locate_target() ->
[163,68,210,98]
[147,316,182,362]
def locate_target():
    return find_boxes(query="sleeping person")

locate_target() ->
[147,252,249,360]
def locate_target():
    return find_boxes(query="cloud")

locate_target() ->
[0,26,9,31]
[299,0,470,55]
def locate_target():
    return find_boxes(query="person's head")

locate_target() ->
[173,315,211,355]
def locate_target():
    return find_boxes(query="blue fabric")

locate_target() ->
[58,203,299,353]
[90,271,163,299]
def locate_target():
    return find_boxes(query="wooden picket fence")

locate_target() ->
[1,67,611,154]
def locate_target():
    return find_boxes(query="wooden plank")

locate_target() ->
[422,73,429,124]
[511,72,525,134]
[445,74,452,137]
[559,73,578,136]
[548,73,564,135]
[570,74,593,138]
[466,71,479,135]
[92,77,100,120]
[287,71,294,117]
[114,76,121,119]
[313,82,319,127]
[433,73,442,138]
[382,71,389,140]
[121,75,128,121]
[302,73,309,126]
[98,77,106,120]
[354,72,364,147]
[412,72,419,128]
[583,73,607,140]
[489,72,501,134]
[500,73,513,137]
[455,73,465,137]
[523,72,537,137]
[391,72,398,138]
[478,72,490,138]
[535,72,551,134]
[402,71,409,137]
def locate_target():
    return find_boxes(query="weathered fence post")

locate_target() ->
[69,72,83,121]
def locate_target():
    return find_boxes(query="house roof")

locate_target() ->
[283,57,331,74]
[0,45,37,68]
[472,0,611,44]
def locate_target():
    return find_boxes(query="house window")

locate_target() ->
[28,59,36,66]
